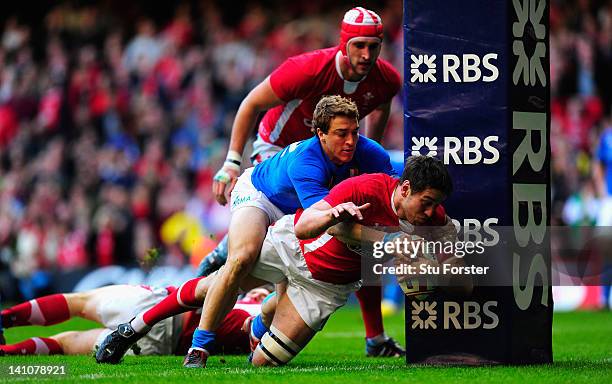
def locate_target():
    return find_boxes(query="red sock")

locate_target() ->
[1,294,70,327]
[132,277,205,332]
[355,286,384,339]
[0,337,63,355]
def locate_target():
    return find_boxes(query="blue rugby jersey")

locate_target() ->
[250,135,395,214]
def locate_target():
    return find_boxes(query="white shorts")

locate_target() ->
[230,167,285,224]
[249,215,361,331]
[93,285,181,356]
[250,134,283,165]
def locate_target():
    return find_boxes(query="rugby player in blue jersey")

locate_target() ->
[96,95,403,366]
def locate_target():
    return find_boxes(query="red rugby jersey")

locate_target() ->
[297,174,446,284]
[260,47,400,147]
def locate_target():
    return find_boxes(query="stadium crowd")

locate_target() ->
[0,0,611,303]
[0,1,404,300]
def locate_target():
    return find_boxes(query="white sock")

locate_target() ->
[367,332,388,345]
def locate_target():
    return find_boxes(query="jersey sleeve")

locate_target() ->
[269,56,313,102]
[288,160,331,209]
[357,138,397,176]
[378,59,401,103]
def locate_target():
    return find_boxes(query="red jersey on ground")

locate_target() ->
[259,47,400,147]
[174,300,261,356]
[297,173,446,284]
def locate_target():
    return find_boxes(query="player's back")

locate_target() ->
[251,136,395,214]
[298,174,401,284]
[250,136,331,214]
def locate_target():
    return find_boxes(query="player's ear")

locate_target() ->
[316,128,326,141]
[401,181,411,197]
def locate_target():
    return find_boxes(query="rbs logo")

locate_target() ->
[411,136,500,165]
[411,300,500,330]
[410,53,499,83]
[452,218,500,246]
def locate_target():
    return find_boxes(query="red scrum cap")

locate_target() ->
[339,7,384,55]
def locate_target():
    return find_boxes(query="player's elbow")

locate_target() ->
[294,221,311,240]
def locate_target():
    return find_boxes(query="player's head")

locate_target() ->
[339,7,384,78]
[396,156,453,225]
[313,95,360,165]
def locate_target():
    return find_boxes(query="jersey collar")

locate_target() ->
[335,51,367,95]
[390,187,399,217]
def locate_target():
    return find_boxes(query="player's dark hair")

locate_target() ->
[400,156,453,197]
[312,95,359,134]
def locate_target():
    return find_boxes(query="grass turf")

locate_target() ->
[1,307,610,383]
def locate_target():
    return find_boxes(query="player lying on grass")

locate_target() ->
[0,285,273,357]
[203,6,401,357]
[96,156,456,367]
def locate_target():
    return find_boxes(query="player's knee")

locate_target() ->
[253,325,303,367]
[194,277,209,300]
[52,331,78,345]
[250,349,271,367]
[64,292,88,316]
[226,250,258,277]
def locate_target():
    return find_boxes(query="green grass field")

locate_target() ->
[1,307,610,383]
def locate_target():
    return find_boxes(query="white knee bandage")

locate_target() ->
[258,325,302,366]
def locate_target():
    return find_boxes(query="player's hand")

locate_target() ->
[212,166,240,205]
[330,202,371,222]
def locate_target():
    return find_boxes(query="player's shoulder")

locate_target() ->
[428,205,448,226]
[372,57,401,87]
[346,172,396,191]
[356,135,384,150]
[355,136,388,157]
[287,138,327,170]
[285,47,336,75]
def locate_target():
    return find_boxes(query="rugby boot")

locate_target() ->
[366,337,406,357]
[95,321,144,364]
[183,348,209,368]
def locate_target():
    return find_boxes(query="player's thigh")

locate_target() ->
[75,285,139,323]
[251,290,316,366]
[53,329,105,355]
[69,285,133,323]
[270,290,315,345]
[81,285,165,327]
[227,207,269,265]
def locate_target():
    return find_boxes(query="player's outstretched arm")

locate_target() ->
[294,200,370,240]
[212,77,284,205]
[327,222,382,247]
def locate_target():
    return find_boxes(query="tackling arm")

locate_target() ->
[227,77,283,158]
[294,200,370,240]
[212,77,283,205]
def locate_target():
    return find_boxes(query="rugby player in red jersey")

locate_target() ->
[95,156,455,367]
[206,6,402,358]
